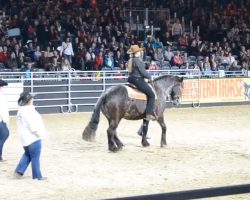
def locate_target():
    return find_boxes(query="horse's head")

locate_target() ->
[169,76,184,106]
[154,75,184,106]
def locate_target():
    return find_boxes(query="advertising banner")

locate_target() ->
[182,78,250,103]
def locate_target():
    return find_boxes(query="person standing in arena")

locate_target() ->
[0,80,9,162]
[14,92,47,180]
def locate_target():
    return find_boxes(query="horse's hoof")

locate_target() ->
[109,146,119,152]
[82,134,95,142]
[160,143,167,148]
[142,141,150,147]
[117,146,123,151]
[82,135,90,141]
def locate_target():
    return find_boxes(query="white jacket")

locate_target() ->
[60,41,74,56]
[17,105,47,146]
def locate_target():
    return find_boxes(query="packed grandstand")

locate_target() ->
[0,0,249,76]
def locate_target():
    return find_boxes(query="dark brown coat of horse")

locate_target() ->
[82,75,184,152]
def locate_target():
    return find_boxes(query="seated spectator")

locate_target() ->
[145,42,154,61]
[154,48,164,65]
[39,51,52,71]
[171,51,183,67]
[181,52,188,65]
[217,50,228,64]
[25,41,35,61]
[75,42,85,70]
[5,52,18,70]
[104,50,114,69]
[178,34,188,47]
[114,50,126,70]
[163,46,174,62]
[118,42,127,60]
[61,58,72,71]
[34,46,42,64]
[45,46,54,59]
[148,60,160,70]
[52,50,60,61]
[225,52,235,68]
[12,43,24,68]
[209,54,218,71]
[229,60,241,71]
[85,47,95,71]
[242,61,249,71]
[109,36,119,52]
[0,46,9,65]
[93,51,104,70]
[201,56,211,71]
[155,37,164,49]
[49,56,61,71]
[239,45,248,64]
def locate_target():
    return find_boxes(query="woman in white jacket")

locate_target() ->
[60,37,74,64]
[15,92,47,180]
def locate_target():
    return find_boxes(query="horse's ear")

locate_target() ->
[179,76,184,82]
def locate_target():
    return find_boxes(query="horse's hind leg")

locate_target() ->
[157,116,167,147]
[107,120,121,152]
[141,119,150,147]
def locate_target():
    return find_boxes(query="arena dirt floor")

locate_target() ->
[0,105,250,200]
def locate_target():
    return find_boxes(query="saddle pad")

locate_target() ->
[124,85,147,100]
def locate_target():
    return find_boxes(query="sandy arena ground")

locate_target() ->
[0,105,250,200]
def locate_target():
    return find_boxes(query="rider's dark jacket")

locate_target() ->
[129,57,151,79]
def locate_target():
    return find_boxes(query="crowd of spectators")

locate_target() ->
[0,0,249,75]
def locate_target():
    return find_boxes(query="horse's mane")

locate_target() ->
[154,74,177,82]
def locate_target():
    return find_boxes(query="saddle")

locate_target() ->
[124,83,157,100]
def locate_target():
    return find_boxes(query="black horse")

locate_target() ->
[82,75,184,152]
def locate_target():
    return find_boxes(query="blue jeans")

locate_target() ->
[15,140,43,179]
[0,121,9,160]
[63,54,72,64]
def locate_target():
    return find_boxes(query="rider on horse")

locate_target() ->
[127,45,156,121]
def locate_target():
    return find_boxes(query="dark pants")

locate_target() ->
[15,140,43,180]
[128,76,155,115]
[0,121,9,160]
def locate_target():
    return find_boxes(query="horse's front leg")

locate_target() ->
[141,119,150,147]
[157,116,167,147]
[114,132,124,150]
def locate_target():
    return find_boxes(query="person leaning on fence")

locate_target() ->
[127,45,156,121]
[14,92,47,180]
[0,80,10,162]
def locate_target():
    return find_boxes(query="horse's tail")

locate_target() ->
[82,93,104,142]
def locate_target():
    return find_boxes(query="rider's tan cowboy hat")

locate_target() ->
[127,45,143,54]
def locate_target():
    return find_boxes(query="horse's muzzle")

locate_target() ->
[172,98,181,107]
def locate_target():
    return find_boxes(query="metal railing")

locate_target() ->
[1,69,249,113]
